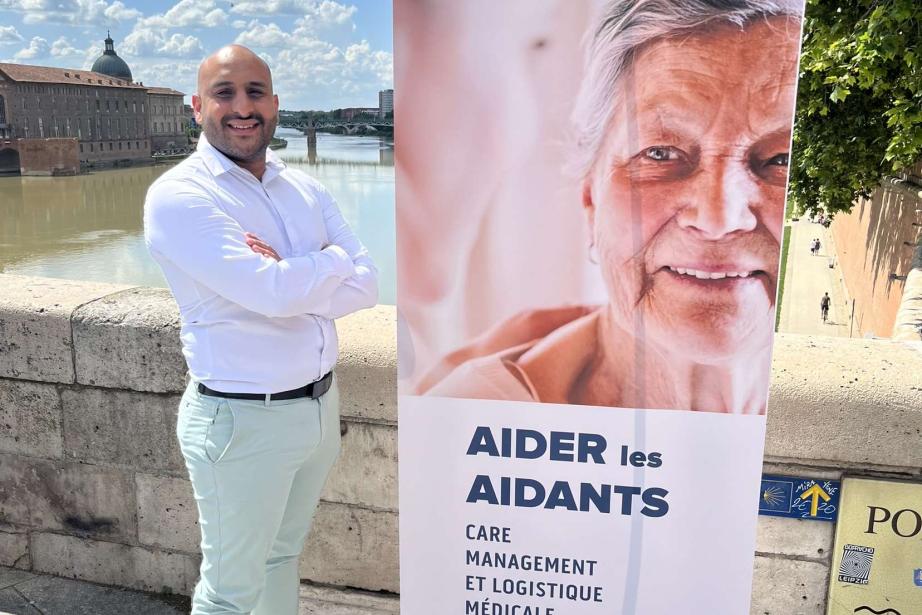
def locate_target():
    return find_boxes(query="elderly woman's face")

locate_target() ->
[585,18,800,362]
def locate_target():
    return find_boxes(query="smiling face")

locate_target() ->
[584,17,800,363]
[193,45,279,176]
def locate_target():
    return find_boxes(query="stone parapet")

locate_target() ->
[0,274,920,611]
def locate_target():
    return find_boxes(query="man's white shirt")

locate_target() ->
[144,134,378,393]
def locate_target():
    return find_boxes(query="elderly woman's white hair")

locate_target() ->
[571,0,803,179]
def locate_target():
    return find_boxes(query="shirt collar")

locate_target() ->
[196,133,286,181]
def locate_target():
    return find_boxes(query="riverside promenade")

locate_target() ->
[778,217,852,336]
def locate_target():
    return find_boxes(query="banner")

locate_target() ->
[396,1,805,612]
[827,477,922,615]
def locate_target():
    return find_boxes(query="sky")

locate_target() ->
[0,0,393,111]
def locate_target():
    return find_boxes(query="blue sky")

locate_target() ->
[0,0,393,110]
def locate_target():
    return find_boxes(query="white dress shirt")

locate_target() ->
[144,135,378,393]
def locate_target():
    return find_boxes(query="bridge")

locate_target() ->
[278,119,393,135]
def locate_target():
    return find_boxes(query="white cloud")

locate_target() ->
[267,35,392,109]
[230,0,356,26]
[13,36,49,60]
[234,22,290,48]
[138,0,227,29]
[158,33,204,57]
[50,35,81,56]
[231,19,248,29]
[0,25,24,44]
[122,26,204,58]
[2,0,141,25]
[104,0,141,22]
[130,59,196,95]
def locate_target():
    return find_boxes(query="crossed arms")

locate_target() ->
[143,177,378,319]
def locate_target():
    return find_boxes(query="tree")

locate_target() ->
[789,0,922,216]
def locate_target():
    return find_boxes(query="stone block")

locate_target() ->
[73,287,186,393]
[0,274,130,384]
[0,523,30,569]
[61,387,185,474]
[0,566,36,591]
[336,307,396,424]
[768,335,922,471]
[323,421,397,511]
[755,516,833,562]
[300,502,398,593]
[299,582,399,614]
[0,587,41,614]
[0,379,63,458]
[750,556,829,615]
[0,454,136,540]
[30,532,200,595]
[136,474,199,554]
[14,570,188,614]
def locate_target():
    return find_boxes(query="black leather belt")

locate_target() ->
[197,371,333,401]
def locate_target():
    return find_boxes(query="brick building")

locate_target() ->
[0,34,189,170]
[147,87,187,153]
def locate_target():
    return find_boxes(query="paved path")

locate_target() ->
[0,567,398,615]
[778,218,852,337]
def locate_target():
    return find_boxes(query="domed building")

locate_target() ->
[0,31,188,173]
[91,32,133,82]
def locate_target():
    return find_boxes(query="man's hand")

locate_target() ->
[245,232,281,261]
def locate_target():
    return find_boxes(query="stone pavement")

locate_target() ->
[0,567,398,615]
[778,217,852,337]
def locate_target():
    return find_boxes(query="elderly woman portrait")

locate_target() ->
[398,0,803,414]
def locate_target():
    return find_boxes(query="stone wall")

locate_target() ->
[0,274,397,595]
[830,178,922,338]
[1,274,921,613]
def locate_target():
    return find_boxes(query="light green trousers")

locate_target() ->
[177,378,341,615]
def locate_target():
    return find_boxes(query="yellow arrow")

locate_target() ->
[800,483,831,517]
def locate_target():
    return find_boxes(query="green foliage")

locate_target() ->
[790,0,922,215]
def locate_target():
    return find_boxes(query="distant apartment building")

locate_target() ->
[379,89,393,118]
[336,107,380,121]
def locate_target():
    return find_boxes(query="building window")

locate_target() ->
[133,101,136,113]
[106,100,110,111]
[109,142,113,151]
[38,117,43,138]
[127,141,131,150]
[0,95,6,125]
[141,102,145,113]
[89,143,94,152]
[79,144,83,152]
[136,141,139,148]
[118,142,122,150]
[96,100,100,111]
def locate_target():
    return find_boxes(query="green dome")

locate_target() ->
[91,34,132,82]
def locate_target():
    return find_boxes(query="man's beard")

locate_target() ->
[204,113,277,163]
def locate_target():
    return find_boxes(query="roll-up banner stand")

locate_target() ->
[395,1,806,612]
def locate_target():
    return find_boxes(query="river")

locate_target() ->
[0,127,396,304]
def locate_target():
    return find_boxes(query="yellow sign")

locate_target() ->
[827,477,922,615]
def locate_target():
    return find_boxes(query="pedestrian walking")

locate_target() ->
[820,292,830,323]
[143,44,378,615]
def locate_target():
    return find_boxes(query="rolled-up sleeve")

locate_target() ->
[144,178,356,318]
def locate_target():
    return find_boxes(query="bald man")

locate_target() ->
[143,45,378,615]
